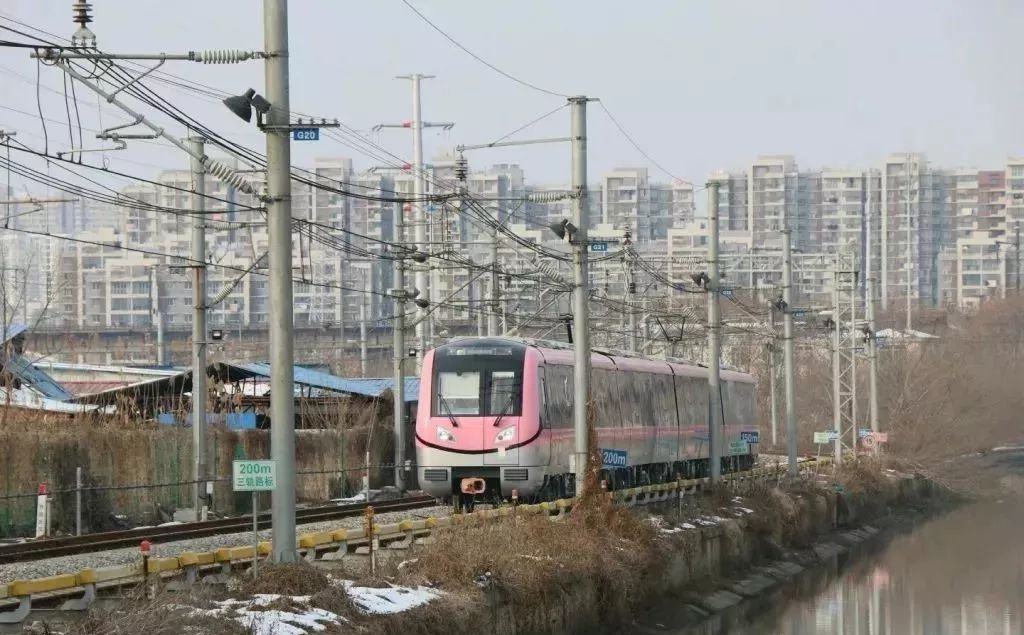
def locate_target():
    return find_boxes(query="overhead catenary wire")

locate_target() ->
[1,16,713,336]
[398,0,569,99]
[597,101,688,185]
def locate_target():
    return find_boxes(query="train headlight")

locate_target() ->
[436,427,456,442]
[494,426,516,443]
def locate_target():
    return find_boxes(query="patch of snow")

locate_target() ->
[333,492,367,503]
[185,595,343,635]
[341,580,442,615]
[236,608,338,635]
[660,527,683,534]
[733,506,755,515]
[680,522,697,529]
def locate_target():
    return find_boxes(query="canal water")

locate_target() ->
[659,500,1024,635]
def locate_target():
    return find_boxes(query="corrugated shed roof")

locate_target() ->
[6,387,107,413]
[72,363,421,406]
[3,355,76,401]
[222,362,419,402]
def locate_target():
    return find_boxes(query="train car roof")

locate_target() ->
[441,336,753,383]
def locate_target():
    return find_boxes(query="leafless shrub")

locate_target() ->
[238,562,331,597]
[406,498,660,624]
[61,596,245,635]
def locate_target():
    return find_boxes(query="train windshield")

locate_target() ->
[436,371,480,415]
[432,342,525,417]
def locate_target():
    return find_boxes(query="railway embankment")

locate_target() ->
[370,462,955,635]
[56,461,956,635]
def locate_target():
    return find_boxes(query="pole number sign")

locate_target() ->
[292,128,320,141]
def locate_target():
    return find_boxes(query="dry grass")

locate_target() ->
[62,595,245,635]
[239,561,332,597]
[0,419,385,536]
[742,297,1024,462]
[404,493,660,623]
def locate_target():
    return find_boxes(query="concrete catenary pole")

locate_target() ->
[569,96,591,494]
[187,136,208,519]
[625,235,637,352]
[905,154,913,333]
[865,173,879,437]
[476,278,486,337]
[488,218,500,337]
[768,307,778,447]
[782,227,798,475]
[359,285,368,378]
[707,181,722,483]
[867,275,879,435]
[1016,225,1021,294]
[265,0,298,562]
[392,201,406,490]
[831,258,843,465]
[408,74,432,358]
[151,267,164,366]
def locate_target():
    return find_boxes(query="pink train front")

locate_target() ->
[415,337,759,502]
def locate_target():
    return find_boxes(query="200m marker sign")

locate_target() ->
[600,449,628,468]
[232,460,277,491]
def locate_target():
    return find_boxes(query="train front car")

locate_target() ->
[415,338,546,502]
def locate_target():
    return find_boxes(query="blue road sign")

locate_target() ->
[589,242,609,252]
[858,429,873,438]
[600,448,628,468]
[740,430,760,444]
[292,128,320,141]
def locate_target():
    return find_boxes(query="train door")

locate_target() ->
[534,365,551,466]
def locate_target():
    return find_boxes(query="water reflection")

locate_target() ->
[672,502,1024,635]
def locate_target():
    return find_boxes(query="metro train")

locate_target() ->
[415,337,760,503]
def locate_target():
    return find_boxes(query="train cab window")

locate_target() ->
[488,370,521,416]
[437,371,481,415]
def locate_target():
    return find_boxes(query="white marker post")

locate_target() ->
[35,483,48,538]
[233,460,277,578]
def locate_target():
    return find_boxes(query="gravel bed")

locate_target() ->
[0,504,451,585]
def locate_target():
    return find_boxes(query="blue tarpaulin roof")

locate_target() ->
[223,362,419,402]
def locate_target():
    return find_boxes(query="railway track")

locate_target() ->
[0,495,436,564]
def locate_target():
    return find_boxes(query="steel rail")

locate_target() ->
[0,495,436,564]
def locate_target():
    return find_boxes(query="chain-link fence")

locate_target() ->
[0,419,403,539]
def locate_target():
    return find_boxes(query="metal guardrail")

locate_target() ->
[0,496,435,563]
[0,458,831,625]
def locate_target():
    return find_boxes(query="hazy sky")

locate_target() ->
[2,0,1022,194]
